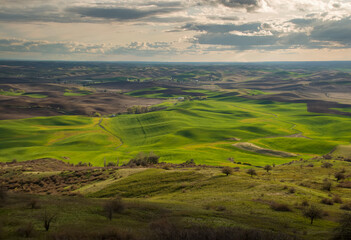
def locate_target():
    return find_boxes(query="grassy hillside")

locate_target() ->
[1,159,351,239]
[0,91,350,166]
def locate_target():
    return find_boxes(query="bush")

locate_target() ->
[0,186,7,201]
[216,206,226,211]
[306,163,314,167]
[340,203,351,211]
[107,162,116,167]
[103,196,125,220]
[321,162,333,168]
[270,202,291,212]
[321,198,334,205]
[148,223,296,240]
[335,172,346,182]
[333,195,343,204]
[50,227,135,240]
[222,167,233,176]
[333,213,351,240]
[127,152,160,167]
[338,181,351,188]
[301,200,309,207]
[288,187,296,194]
[17,223,34,238]
[184,159,195,165]
[28,199,40,209]
[322,179,332,191]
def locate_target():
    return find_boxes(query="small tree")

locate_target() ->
[103,196,125,221]
[43,210,56,231]
[335,172,346,182]
[222,167,233,176]
[303,205,323,225]
[263,165,273,173]
[247,168,257,178]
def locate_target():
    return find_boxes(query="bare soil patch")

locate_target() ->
[0,83,162,120]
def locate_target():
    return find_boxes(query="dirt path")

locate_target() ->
[97,117,124,150]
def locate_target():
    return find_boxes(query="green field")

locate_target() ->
[0,91,350,166]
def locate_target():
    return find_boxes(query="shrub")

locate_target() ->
[184,159,195,165]
[263,165,273,173]
[127,152,160,167]
[335,172,346,182]
[50,227,135,240]
[301,200,309,207]
[28,199,40,209]
[107,162,116,167]
[0,186,7,201]
[333,195,343,204]
[322,179,332,191]
[17,223,34,238]
[103,196,125,220]
[270,202,291,212]
[321,198,334,205]
[246,168,257,178]
[333,213,351,240]
[222,167,233,176]
[216,206,226,212]
[340,203,351,211]
[148,223,296,240]
[321,162,333,168]
[306,163,314,167]
[303,205,323,225]
[338,181,351,188]
[288,187,296,194]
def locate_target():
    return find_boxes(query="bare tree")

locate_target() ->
[43,210,56,231]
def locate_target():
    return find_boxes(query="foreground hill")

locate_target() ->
[1,158,351,239]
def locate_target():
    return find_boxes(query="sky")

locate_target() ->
[0,0,351,62]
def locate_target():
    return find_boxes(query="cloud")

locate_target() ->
[66,6,182,21]
[200,0,261,11]
[0,1,185,23]
[0,38,178,57]
[182,23,261,33]
[310,17,351,46]
[194,33,277,50]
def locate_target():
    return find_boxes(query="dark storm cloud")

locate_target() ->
[66,6,182,21]
[0,1,184,23]
[187,16,351,51]
[310,17,351,46]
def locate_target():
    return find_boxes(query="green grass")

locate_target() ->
[0,90,47,98]
[0,91,350,166]
[64,89,92,96]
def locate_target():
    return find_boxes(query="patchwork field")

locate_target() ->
[1,91,350,167]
